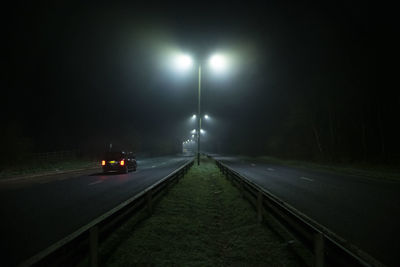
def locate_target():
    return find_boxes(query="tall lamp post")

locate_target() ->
[197,65,202,165]
[174,53,228,165]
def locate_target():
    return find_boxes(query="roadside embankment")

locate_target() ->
[0,159,98,183]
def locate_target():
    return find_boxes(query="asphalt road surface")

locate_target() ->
[0,155,192,266]
[213,155,400,267]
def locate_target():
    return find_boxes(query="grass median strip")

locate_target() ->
[103,158,300,266]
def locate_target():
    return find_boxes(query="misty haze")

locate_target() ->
[2,1,398,267]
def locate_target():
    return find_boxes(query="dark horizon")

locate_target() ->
[4,1,395,163]
[3,3,400,267]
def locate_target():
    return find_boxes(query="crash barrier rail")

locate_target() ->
[19,159,194,267]
[215,159,385,267]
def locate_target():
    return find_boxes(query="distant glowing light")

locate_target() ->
[120,160,125,166]
[192,114,196,119]
[191,129,196,134]
[200,129,205,134]
[101,160,106,166]
[204,114,209,119]
[174,54,193,71]
[209,54,228,72]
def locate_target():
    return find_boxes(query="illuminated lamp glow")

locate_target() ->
[209,54,227,72]
[120,160,125,166]
[101,160,106,166]
[174,54,193,71]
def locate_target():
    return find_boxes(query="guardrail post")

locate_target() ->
[314,232,324,267]
[257,191,264,223]
[240,180,245,198]
[176,170,181,181]
[89,226,99,267]
[146,190,153,215]
[228,171,233,181]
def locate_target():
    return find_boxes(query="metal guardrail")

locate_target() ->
[215,159,385,267]
[19,159,194,267]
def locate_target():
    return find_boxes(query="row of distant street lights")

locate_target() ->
[182,131,204,145]
[173,52,229,165]
[183,114,210,146]
[192,114,209,120]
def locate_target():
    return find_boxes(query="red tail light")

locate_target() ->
[120,160,125,166]
[101,160,106,166]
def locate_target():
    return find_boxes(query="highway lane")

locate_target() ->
[0,155,193,266]
[214,156,400,267]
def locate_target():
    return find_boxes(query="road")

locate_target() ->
[0,155,192,266]
[213,155,400,266]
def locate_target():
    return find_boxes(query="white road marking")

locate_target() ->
[300,177,314,182]
[267,168,275,171]
[89,180,103,186]
[152,165,156,168]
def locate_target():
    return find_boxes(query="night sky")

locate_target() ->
[5,1,394,161]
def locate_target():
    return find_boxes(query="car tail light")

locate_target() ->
[120,160,125,166]
[101,160,106,166]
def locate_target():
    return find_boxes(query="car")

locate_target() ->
[101,151,137,173]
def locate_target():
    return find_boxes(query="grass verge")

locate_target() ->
[99,157,300,266]
[0,159,98,179]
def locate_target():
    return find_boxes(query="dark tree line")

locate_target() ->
[0,120,181,169]
[264,88,399,164]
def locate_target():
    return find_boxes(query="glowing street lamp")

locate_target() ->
[209,54,228,72]
[174,54,193,71]
[204,114,209,119]
[173,52,229,165]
